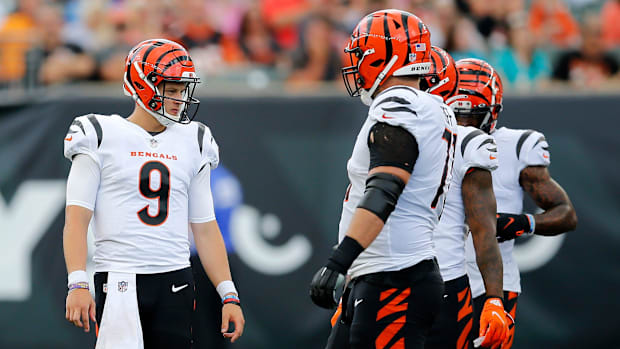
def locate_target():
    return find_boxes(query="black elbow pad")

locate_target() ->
[357,173,406,222]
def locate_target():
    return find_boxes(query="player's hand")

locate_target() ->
[309,266,345,309]
[478,297,508,348]
[221,303,245,343]
[496,213,534,242]
[65,288,96,332]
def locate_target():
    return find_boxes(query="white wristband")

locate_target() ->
[67,270,89,287]
[525,213,536,234]
[216,280,238,300]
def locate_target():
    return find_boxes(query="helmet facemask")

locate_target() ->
[341,45,406,106]
[151,78,200,125]
[447,96,502,133]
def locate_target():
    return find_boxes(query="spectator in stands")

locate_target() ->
[237,5,281,67]
[421,0,458,48]
[287,15,341,87]
[552,14,620,89]
[491,19,551,90]
[445,15,488,62]
[34,4,96,85]
[601,0,620,48]
[529,0,580,48]
[0,0,40,84]
[92,4,140,82]
[260,0,309,50]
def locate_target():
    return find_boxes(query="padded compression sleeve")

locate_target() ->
[357,173,406,222]
[368,122,419,173]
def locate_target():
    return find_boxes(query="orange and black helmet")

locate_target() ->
[447,58,503,133]
[342,9,432,105]
[421,46,459,100]
[123,39,200,125]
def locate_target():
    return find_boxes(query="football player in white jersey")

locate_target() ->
[423,47,509,349]
[309,10,457,348]
[63,39,244,348]
[452,59,578,348]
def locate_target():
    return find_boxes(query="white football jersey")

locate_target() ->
[64,114,219,274]
[339,86,457,279]
[435,125,498,282]
[466,127,550,296]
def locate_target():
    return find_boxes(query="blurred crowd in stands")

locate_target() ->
[1,0,619,93]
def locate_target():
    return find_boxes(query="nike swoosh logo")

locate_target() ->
[171,284,189,293]
[515,229,524,236]
[503,217,514,230]
[381,114,394,119]
[491,311,505,325]
[543,153,549,159]
[489,155,496,160]
[354,299,363,307]
[64,136,73,141]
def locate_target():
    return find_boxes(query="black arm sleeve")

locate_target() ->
[368,122,419,173]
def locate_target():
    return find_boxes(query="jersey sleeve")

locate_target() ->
[368,87,421,137]
[196,122,220,170]
[188,164,216,223]
[63,114,102,166]
[517,130,550,167]
[461,127,499,175]
[66,154,100,210]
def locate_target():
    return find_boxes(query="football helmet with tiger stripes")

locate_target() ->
[123,39,200,126]
[342,9,432,105]
[447,58,503,133]
[421,46,459,100]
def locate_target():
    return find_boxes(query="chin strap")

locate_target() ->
[360,55,399,106]
[427,76,450,94]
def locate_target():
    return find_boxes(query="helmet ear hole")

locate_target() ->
[135,82,145,90]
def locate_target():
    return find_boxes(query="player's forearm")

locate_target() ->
[63,206,92,273]
[533,203,577,235]
[192,221,234,290]
[63,227,88,272]
[463,169,503,297]
[345,208,385,248]
[520,167,578,235]
[472,235,503,297]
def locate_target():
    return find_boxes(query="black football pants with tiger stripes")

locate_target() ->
[425,274,475,349]
[326,259,444,349]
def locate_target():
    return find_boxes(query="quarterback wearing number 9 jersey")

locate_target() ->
[62,39,244,349]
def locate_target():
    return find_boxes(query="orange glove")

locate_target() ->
[478,297,508,348]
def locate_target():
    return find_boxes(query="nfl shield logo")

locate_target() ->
[118,281,128,293]
[409,53,416,62]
